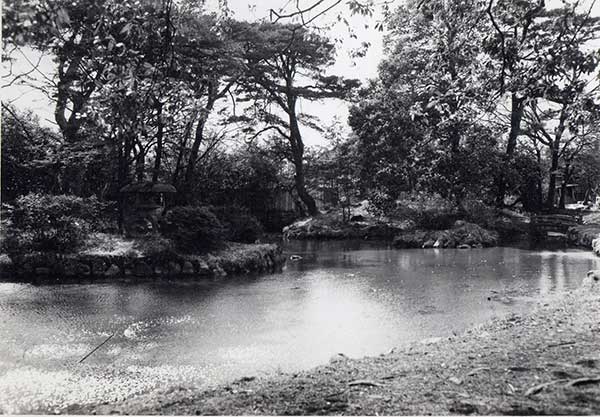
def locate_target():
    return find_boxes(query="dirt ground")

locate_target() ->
[69,273,600,415]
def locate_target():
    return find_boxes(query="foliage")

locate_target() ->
[1,105,61,201]
[211,206,264,243]
[394,192,459,230]
[4,193,104,254]
[160,206,225,253]
[237,21,359,215]
[307,123,362,222]
[132,236,178,261]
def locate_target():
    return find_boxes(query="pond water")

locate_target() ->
[0,242,598,413]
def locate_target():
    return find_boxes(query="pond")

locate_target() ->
[0,242,598,413]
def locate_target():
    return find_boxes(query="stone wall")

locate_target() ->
[0,243,285,284]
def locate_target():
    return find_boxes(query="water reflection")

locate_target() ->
[0,243,598,413]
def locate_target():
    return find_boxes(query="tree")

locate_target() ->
[307,122,362,221]
[1,104,62,201]
[485,0,600,206]
[238,22,358,216]
[349,0,499,209]
[520,2,600,209]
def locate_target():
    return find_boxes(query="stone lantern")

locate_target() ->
[119,182,177,237]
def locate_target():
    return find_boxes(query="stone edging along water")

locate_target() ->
[0,243,285,284]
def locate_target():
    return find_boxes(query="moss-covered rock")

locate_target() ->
[393,221,499,249]
[568,224,600,249]
[283,215,413,240]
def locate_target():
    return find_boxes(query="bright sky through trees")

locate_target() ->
[2,0,599,146]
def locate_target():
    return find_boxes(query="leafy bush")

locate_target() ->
[160,206,225,253]
[211,206,263,243]
[133,236,178,261]
[382,191,459,229]
[3,193,103,254]
[459,198,498,229]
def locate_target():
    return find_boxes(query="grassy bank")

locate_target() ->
[69,272,600,415]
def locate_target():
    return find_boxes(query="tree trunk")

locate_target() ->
[546,147,560,209]
[288,107,318,216]
[496,93,525,207]
[152,102,164,183]
[182,101,214,200]
[546,108,568,209]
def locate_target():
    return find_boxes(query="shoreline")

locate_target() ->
[0,243,285,284]
[68,271,600,415]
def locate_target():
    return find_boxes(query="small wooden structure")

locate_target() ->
[119,182,177,236]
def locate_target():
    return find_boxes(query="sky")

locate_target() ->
[2,0,599,147]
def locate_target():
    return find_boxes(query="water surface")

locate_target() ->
[0,242,597,413]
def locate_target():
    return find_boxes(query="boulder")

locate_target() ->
[593,238,600,257]
[104,264,121,277]
[581,270,600,291]
[91,259,107,276]
[182,261,195,274]
[77,263,91,275]
[197,260,211,275]
[422,239,435,249]
[134,261,153,277]
[168,261,181,275]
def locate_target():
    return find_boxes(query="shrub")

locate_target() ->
[2,193,107,254]
[133,236,178,261]
[211,206,264,243]
[160,206,225,253]
[459,198,498,229]
[389,192,459,230]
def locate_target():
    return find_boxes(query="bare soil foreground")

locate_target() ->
[71,273,600,416]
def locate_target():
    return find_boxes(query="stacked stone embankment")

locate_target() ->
[0,243,284,284]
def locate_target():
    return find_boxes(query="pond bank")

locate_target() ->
[72,271,600,415]
[0,243,285,284]
[283,214,503,249]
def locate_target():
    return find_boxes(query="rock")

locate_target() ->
[449,376,463,385]
[582,270,600,291]
[454,220,467,228]
[104,264,121,277]
[393,230,432,248]
[458,244,471,249]
[568,225,600,248]
[197,260,211,275]
[77,263,91,275]
[433,239,441,248]
[350,214,365,222]
[91,259,107,276]
[168,261,181,275]
[422,239,435,249]
[62,259,79,276]
[134,261,153,277]
[182,261,195,274]
[593,238,600,257]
